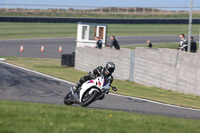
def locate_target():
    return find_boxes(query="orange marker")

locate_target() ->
[41,45,44,52]
[20,45,24,52]
[59,46,62,52]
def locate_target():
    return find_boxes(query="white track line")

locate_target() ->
[109,93,200,112]
[0,61,75,85]
[1,61,200,112]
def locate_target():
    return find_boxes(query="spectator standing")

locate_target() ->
[147,40,153,48]
[190,36,197,53]
[178,34,188,51]
[110,35,120,50]
[95,37,102,49]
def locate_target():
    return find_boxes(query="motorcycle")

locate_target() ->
[64,74,117,107]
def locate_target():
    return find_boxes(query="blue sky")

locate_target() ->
[0,0,199,7]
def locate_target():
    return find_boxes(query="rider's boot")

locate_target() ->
[72,86,78,93]
[72,83,81,93]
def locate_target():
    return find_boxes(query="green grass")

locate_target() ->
[0,23,200,39]
[3,56,200,110]
[122,42,200,50]
[0,23,77,39]
[122,43,179,49]
[1,100,200,133]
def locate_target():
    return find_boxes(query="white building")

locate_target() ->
[76,22,107,47]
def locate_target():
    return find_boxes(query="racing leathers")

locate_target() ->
[73,66,114,92]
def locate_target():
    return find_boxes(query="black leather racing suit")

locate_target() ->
[75,66,114,88]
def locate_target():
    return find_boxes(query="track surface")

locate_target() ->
[1,35,198,58]
[1,62,200,120]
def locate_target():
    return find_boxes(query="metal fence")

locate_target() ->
[0,4,200,15]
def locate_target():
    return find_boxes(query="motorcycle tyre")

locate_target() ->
[64,91,74,105]
[81,90,99,107]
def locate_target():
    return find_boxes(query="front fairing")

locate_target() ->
[79,75,110,102]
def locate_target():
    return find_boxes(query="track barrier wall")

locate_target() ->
[75,47,132,80]
[1,16,200,24]
[75,46,200,96]
[134,47,200,96]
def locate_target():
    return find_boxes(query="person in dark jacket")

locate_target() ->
[110,35,120,50]
[147,40,153,48]
[73,62,115,92]
[190,36,197,53]
[95,37,102,49]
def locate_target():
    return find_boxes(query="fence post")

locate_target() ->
[129,50,135,81]
[31,5,33,12]
[14,6,17,12]
[109,7,111,14]
[134,7,136,14]
[23,5,26,13]
[66,7,68,13]
[143,7,145,14]
[57,8,59,13]
[40,5,42,13]
[152,8,154,14]
[6,4,8,12]
[126,7,129,14]
[118,7,120,13]
[48,6,50,13]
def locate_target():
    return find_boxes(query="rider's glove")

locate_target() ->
[112,87,117,91]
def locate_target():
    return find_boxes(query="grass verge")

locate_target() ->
[122,42,179,49]
[1,100,200,133]
[0,23,200,39]
[2,56,200,110]
[122,42,200,50]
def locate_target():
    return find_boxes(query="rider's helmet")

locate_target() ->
[104,62,115,76]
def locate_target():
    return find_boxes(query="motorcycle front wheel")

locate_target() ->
[80,90,99,107]
[64,91,74,105]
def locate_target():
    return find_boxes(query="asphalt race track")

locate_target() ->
[1,35,199,58]
[1,36,200,119]
[1,61,200,120]
[0,37,76,59]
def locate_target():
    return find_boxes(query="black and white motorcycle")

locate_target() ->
[64,74,117,107]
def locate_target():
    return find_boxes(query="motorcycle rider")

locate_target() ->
[73,62,115,93]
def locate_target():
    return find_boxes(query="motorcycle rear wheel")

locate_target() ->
[64,91,73,105]
[81,90,99,107]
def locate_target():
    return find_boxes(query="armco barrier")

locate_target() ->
[1,16,200,24]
